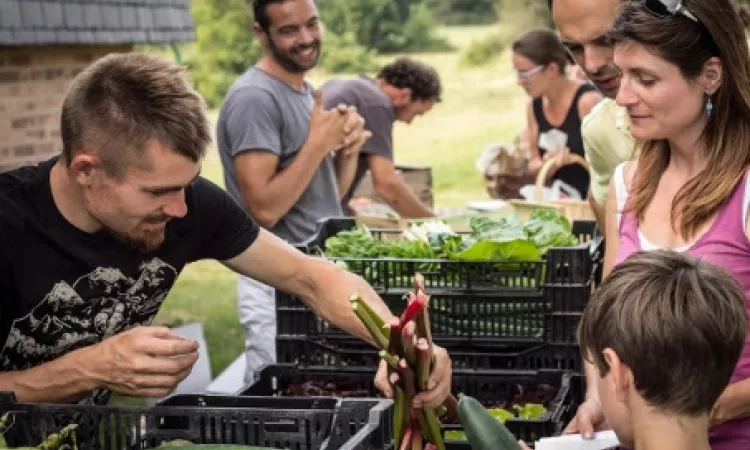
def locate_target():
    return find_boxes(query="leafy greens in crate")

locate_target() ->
[321,210,579,262]
[318,210,579,289]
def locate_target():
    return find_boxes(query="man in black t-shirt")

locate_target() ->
[0,52,452,408]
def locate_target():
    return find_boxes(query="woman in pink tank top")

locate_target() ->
[563,0,750,448]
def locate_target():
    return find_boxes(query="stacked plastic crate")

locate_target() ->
[270,216,603,447]
[276,217,603,373]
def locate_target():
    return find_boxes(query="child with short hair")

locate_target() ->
[570,250,747,450]
[524,250,747,449]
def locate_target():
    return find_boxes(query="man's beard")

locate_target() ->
[103,225,166,253]
[268,38,321,73]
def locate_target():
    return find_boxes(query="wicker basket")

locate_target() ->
[510,153,594,221]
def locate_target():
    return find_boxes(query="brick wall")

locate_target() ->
[0,44,134,173]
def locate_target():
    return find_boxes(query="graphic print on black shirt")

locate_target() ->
[1,258,176,370]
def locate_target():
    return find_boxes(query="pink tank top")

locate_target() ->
[615,165,750,449]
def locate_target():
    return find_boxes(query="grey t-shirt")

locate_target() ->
[320,76,395,208]
[216,67,342,245]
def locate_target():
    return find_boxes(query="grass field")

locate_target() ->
[140,24,528,400]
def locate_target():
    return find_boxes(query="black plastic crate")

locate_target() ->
[239,364,574,447]
[0,392,392,450]
[279,291,549,342]
[278,217,602,345]
[277,336,583,372]
[298,217,600,295]
[278,284,593,345]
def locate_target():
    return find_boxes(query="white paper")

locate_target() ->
[535,430,620,450]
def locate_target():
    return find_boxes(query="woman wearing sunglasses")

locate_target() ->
[511,29,603,200]
[565,0,750,448]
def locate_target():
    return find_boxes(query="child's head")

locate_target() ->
[578,250,747,447]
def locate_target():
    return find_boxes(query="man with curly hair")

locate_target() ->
[321,58,442,217]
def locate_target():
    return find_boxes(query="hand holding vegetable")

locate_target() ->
[80,326,199,398]
[353,274,455,450]
[374,344,452,409]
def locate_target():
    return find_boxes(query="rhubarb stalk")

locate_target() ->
[349,294,386,329]
[414,272,425,292]
[422,410,446,450]
[394,386,407,447]
[379,350,400,370]
[399,423,414,450]
[416,338,431,391]
[398,359,417,399]
[389,317,403,357]
[352,300,388,350]
[401,322,417,367]
[411,428,423,450]
[414,292,435,365]
[400,293,427,326]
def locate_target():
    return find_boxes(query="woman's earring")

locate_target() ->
[706,96,714,117]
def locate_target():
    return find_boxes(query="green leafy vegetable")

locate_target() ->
[514,403,547,420]
[444,406,537,441]
[522,209,578,255]
[321,209,578,262]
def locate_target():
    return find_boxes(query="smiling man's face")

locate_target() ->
[552,0,622,98]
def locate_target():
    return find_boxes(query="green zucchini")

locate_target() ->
[457,394,522,450]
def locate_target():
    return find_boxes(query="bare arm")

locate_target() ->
[370,155,434,218]
[0,348,95,403]
[0,326,198,403]
[224,230,454,408]
[234,146,329,229]
[526,101,542,173]
[335,153,359,200]
[589,195,606,233]
[222,229,396,346]
[335,130,372,200]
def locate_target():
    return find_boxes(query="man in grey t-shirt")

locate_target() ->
[321,58,442,218]
[216,0,370,383]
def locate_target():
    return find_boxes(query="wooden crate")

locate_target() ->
[352,164,433,207]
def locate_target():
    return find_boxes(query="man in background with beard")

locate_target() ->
[216,0,372,384]
[548,0,634,231]
[320,58,441,218]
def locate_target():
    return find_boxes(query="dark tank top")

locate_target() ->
[532,83,596,199]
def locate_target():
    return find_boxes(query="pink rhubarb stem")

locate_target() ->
[400,293,427,326]
[389,317,403,358]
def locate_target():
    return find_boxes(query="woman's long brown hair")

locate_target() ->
[609,0,750,240]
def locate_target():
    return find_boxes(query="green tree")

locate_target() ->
[459,0,551,67]
[424,0,498,25]
[188,0,377,107]
[318,0,449,53]
[187,0,261,108]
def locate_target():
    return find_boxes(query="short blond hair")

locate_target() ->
[61,52,210,177]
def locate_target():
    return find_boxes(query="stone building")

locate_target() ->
[0,0,195,172]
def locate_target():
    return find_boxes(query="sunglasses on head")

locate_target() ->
[644,0,699,23]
